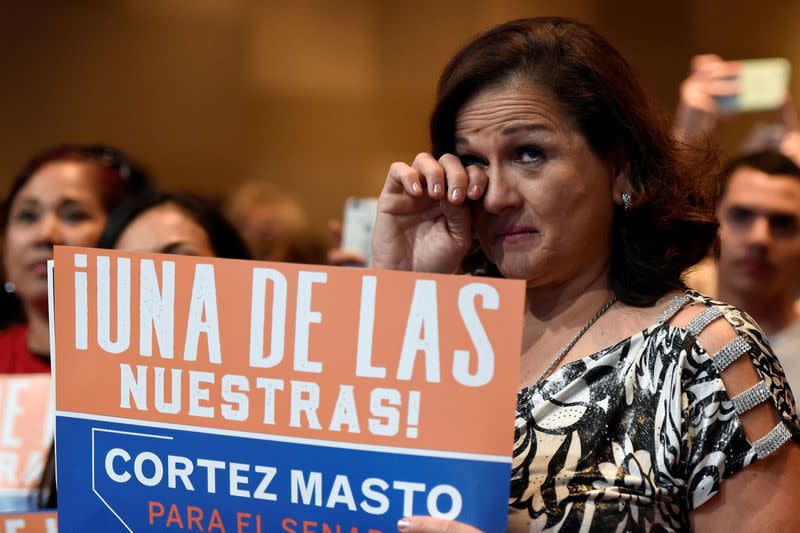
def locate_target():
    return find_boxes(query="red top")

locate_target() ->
[0,324,52,374]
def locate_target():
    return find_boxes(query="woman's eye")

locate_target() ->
[61,209,91,223]
[458,154,487,168]
[13,209,38,224]
[516,147,544,163]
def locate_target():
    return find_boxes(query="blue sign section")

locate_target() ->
[55,416,510,532]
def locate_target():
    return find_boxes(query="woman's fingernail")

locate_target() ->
[397,518,411,530]
[412,182,421,194]
[451,187,463,202]
[433,183,443,195]
[469,184,480,198]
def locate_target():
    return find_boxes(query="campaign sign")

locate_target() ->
[0,375,52,512]
[50,247,525,532]
[0,511,57,533]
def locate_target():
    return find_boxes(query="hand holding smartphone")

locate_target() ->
[715,58,791,112]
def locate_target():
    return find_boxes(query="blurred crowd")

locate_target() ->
[2,51,800,512]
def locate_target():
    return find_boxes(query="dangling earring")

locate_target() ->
[4,281,15,294]
[622,192,632,211]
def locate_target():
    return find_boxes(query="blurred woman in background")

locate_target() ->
[0,144,148,372]
[97,190,250,259]
[224,180,327,264]
[37,190,249,509]
[0,144,147,510]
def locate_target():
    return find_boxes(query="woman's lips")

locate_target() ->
[495,226,538,244]
[29,260,51,277]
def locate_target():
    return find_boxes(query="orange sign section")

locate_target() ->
[0,375,51,498]
[0,512,57,533]
[53,247,525,457]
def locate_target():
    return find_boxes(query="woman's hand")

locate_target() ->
[674,54,740,144]
[372,153,484,273]
[397,516,485,533]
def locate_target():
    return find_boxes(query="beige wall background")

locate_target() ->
[1,0,798,231]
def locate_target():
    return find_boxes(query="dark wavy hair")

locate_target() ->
[1,144,150,232]
[97,191,251,260]
[431,17,719,306]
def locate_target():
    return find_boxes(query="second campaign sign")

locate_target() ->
[50,246,525,532]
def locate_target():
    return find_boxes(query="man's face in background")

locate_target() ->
[717,166,800,303]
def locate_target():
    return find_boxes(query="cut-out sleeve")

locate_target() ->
[676,297,800,510]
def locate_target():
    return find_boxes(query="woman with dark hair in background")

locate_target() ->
[0,144,148,370]
[97,191,250,259]
[37,191,250,509]
[0,144,148,510]
[373,17,800,532]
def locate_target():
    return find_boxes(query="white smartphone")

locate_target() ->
[716,57,791,112]
[341,197,378,266]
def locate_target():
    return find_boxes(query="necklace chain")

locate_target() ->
[533,295,618,388]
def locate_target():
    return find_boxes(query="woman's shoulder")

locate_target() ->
[670,291,798,446]
[683,289,768,336]
[0,322,29,346]
[0,323,27,373]
[0,323,50,374]
[665,289,793,394]
[655,289,762,334]
[648,289,800,509]
[650,290,775,365]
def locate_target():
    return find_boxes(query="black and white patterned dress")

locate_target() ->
[508,291,800,532]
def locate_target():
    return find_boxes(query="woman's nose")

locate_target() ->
[482,170,522,214]
[36,213,63,244]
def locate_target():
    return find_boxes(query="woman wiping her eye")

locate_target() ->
[374,17,800,533]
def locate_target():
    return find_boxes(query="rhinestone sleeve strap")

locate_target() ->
[712,336,750,373]
[753,423,793,459]
[686,306,724,337]
[732,381,772,415]
[655,294,691,325]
